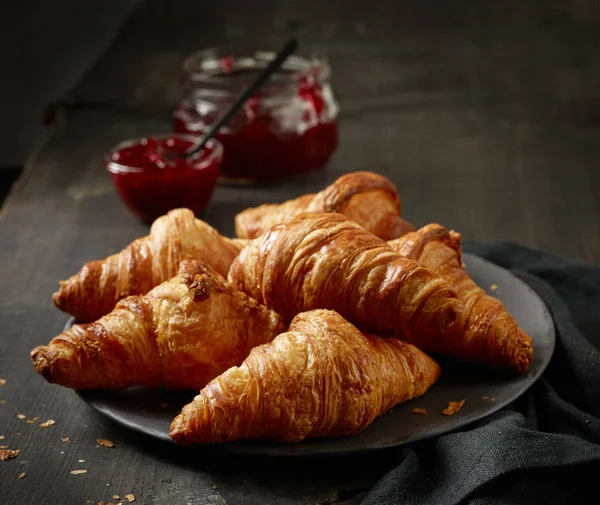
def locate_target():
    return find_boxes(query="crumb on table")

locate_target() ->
[412,408,428,415]
[0,449,20,460]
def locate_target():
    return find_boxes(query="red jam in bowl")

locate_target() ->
[105,134,222,222]
[173,49,340,184]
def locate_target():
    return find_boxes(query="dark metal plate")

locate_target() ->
[75,253,555,456]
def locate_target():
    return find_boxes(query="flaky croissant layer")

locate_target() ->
[33,261,286,391]
[389,223,533,371]
[228,212,463,349]
[52,208,244,322]
[170,309,441,444]
[234,171,415,240]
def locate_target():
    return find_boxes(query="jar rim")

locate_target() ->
[181,46,330,97]
[105,134,223,174]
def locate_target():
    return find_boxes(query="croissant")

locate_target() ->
[169,309,441,444]
[234,171,415,240]
[32,261,286,390]
[389,224,533,371]
[52,208,244,322]
[228,212,463,349]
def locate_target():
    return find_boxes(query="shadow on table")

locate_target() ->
[0,167,21,207]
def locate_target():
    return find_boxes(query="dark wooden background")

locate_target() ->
[1,1,599,504]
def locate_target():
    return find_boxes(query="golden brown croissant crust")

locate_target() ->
[52,208,244,322]
[234,171,415,241]
[169,309,441,444]
[389,223,533,371]
[33,260,286,390]
[228,212,463,349]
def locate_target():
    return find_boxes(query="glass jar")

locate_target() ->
[105,134,223,223]
[173,46,339,184]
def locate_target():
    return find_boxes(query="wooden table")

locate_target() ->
[1,1,599,504]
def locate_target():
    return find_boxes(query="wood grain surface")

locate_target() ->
[1,1,599,504]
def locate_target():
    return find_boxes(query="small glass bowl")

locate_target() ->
[105,133,223,223]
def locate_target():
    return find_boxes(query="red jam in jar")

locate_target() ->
[173,48,339,184]
[105,134,223,222]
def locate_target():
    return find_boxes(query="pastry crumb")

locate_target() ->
[70,469,88,475]
[96,439,115,448]
[0,435,4,440]
[17,414,26,420]
[491,397,496,402]
[0,445,9,449]
[112,495,120,500]
[0,449,20,460]
[412,408,428,415]
[482,396,488,400]
[0,379,5,385]
[442,399,465,416]
[26,420,35,424]
[0,400,6,404]
[211,485,217,489]
[79,459,86,463]
[40,419,55,428]
[62,435,71,443]
[125,494,135,502]
[490,284,499,291]
[18,472,26,479]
